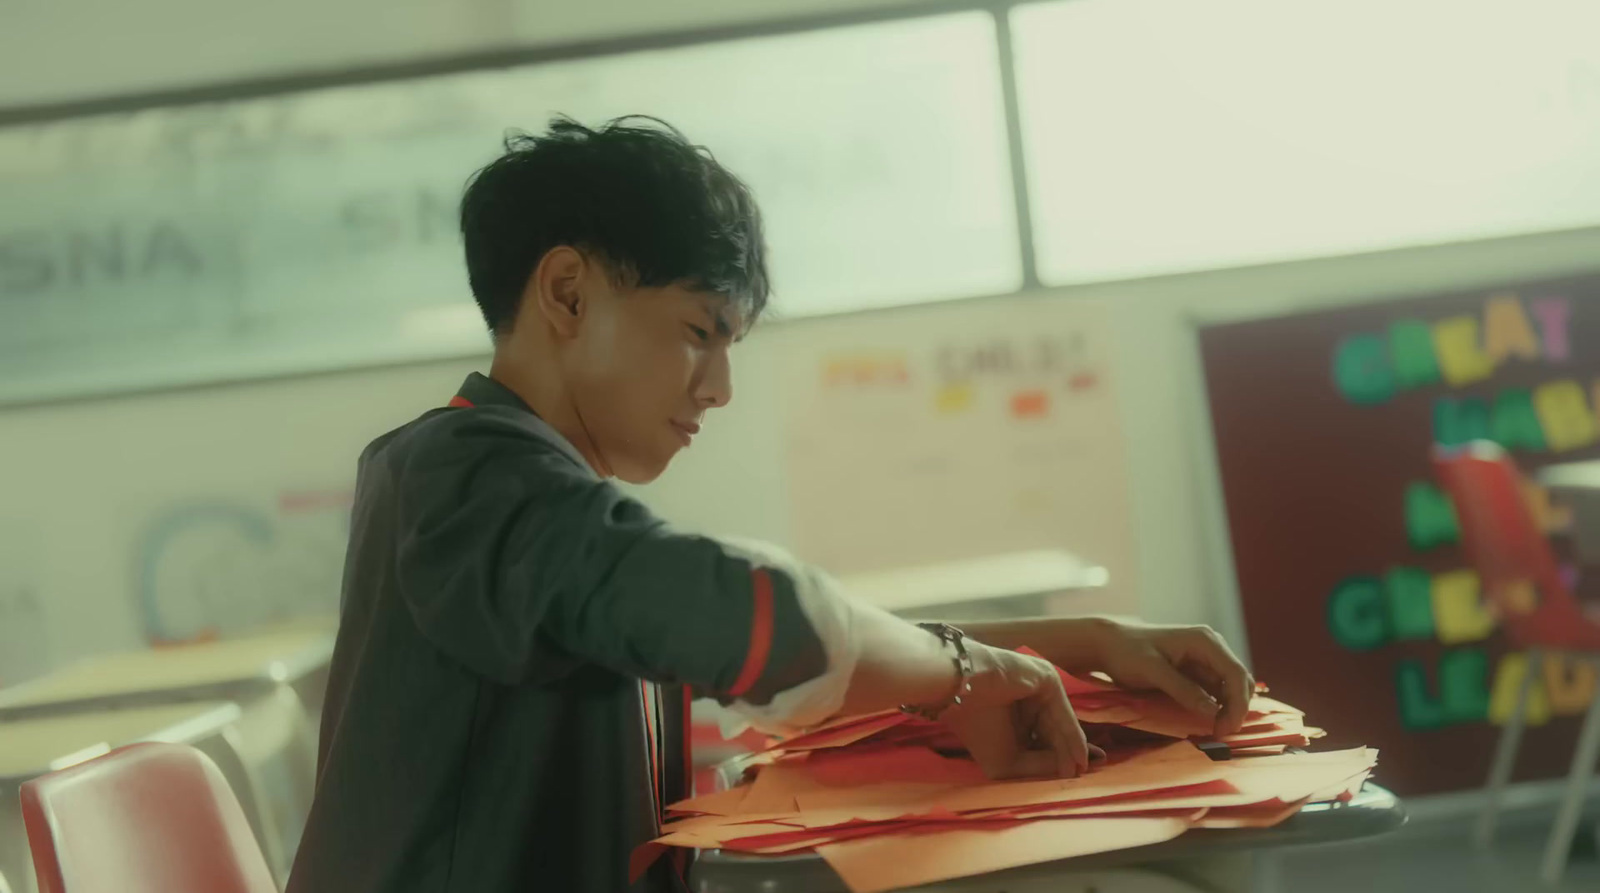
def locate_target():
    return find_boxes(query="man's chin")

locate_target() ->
[612,450,675,485]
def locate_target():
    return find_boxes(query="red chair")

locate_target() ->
[1434,441,1600,884]
[20,742,276,893]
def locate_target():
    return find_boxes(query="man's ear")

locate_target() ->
[527,246,586,338]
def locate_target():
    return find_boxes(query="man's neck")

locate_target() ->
[487,354,612,478]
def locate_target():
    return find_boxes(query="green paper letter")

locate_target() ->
[1333,334,1396,405]
[1328,576,1388,651]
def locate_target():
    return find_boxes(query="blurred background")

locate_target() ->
[4,0,1600,890]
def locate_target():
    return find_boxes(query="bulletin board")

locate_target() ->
[781,296,1138,617]
[1197,275,1600,796]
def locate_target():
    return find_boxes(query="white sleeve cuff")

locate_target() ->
[714,538,860,738]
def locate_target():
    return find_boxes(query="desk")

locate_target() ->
[690,784,1404,893]
[837,551,1109,617]
[1540,460,1600,563]
[0,624,334,722]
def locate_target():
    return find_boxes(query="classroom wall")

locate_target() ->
[7,0,1600,680]
[5,224,1598,681]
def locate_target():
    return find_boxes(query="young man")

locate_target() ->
[287,117,1252,893]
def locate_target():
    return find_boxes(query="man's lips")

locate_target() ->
[671,419,701,445]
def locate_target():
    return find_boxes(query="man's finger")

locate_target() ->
[1185,633,1253,735]
[1032,704,1078,779]
[947,710,1016,781]
[1216,667,1252,735]
[1039,679,1090,776]
[1144,657,1221,722]
[994,749,1060,781]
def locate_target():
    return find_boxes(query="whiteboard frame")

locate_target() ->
[1177,320,1253,664]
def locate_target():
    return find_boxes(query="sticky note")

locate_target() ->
[935,383,974,414]
[1010,389,1050,418]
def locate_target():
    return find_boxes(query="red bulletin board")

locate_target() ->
[1198,276,1600,796]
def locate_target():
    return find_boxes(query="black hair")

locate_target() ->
[459,115,769,336]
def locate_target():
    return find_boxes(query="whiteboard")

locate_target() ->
[0,12,1019,406]
[780,295,1139,615]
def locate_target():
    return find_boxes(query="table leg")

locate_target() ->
[1541,663,1600,884]
[1477,645,1539,845]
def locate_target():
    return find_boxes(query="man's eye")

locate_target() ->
[688,325,710,341]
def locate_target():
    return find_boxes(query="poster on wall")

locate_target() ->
[1198,275,1600,796]
[131,487,352,644]
[782,297,1137,615]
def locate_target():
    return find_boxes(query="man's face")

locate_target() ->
[564,269,740,484]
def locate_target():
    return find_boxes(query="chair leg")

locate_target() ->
[1477,646,1540,846]
[1541,659,1600,884]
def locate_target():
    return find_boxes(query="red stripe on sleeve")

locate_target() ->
[726,568,775,699]
[680,684,694,797]
[447,395,475,408]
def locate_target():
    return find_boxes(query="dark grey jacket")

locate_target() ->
[287,373,826,893]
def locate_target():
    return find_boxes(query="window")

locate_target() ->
[1013,0,1600,284]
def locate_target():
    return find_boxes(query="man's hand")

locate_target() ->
[939,641,1105,780]
[1074,619,1254,735]
[965,618,1254,736]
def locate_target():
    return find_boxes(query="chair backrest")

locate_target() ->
[1432,441,1595,650]
[20,742,277,893]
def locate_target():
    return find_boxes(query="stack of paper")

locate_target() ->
[640,656,1371,893]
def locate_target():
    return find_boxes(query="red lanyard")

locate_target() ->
[640,681,695,818]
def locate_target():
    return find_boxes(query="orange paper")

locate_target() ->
[776,711,911,752]
[1195,797,1310,829]
[818,817,1189,893]
[667,784,749,816]
[650,665,1375,893]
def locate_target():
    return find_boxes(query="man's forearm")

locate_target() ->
[834,605,961,716]
[961,616,1113,674]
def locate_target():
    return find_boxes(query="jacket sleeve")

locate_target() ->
[391,412,831,712]
[713,538,861,735]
